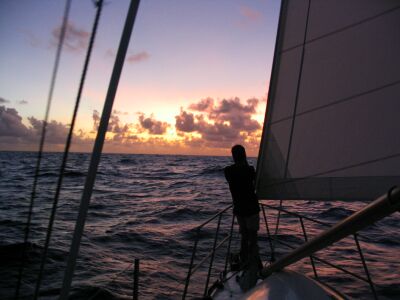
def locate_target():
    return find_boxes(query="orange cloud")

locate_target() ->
[1,96,263,156]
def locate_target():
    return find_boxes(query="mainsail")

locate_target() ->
[256,0,400,201]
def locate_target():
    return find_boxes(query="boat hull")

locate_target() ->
[212,270,344,300]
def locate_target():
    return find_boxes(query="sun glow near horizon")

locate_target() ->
[0,0,280,156]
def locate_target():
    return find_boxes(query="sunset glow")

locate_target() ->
[0,0,280,156]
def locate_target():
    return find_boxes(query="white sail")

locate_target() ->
[256,0,400,200]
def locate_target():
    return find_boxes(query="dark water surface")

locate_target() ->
[0,152,399,299]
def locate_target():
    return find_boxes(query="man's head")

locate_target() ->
[231,144,247,164]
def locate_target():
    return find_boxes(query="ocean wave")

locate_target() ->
[198,166,224,176]
[159,207,209,221]
[64,170,86,177]
[0,218,26,228]
[119,158,137,165]
[1,152,399,299]
[318,207,354,220]
[167,180,191,188]
[37,171,58,178]
[182,227,216,241]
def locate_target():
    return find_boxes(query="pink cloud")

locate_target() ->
[51,22,89,52]
[239,6,262,22]
[126,51,150,63]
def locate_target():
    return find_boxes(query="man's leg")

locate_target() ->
[247,214,261,270]
[237,215,249,265]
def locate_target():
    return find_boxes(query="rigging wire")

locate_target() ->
[87,261,134,300]
[14,0,72,298]
[59,1,141,298]
[280,4,400,54]
[32,1,104,299]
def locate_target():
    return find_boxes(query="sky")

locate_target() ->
[0,0,280,157]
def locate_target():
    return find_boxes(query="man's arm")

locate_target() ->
[224,166,231,182]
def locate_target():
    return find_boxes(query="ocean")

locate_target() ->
[0,151,399,299]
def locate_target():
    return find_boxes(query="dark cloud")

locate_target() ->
[0,105,83,146]
[175,97,261,145]
[108,114,130,136]
[175,109,196,132]
[0,97,10,104]
[17,100,28,105]
[28,117,69,144]
[126,51,150,63]
[188,98,214,112]
[52,22,89,52]
[92,110,100,131]
[0,106,30,137]
[91,110,131,137]
[197,120,240,142]
[108,114,121,133]
[138,114,169,135]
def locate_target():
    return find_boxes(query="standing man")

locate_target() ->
[224,145,261,290]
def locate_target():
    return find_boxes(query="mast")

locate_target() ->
[59,1,141,298]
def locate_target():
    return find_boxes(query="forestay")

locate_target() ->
[256,0,400,201]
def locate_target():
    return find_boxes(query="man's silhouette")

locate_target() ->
[224,145,261,290]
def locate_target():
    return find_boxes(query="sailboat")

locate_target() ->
[12,0,399,299]
[183,0,400,299]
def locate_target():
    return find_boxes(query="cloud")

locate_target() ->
[188,98,214,112]
[138,113,169,135]
[91,110,131,136]
[20,29,42,47]
[17,100,28,105]
[239,6,262,22]
[0,97,10,104]
[0,106,30,137]
[175,109,196,132]
[175,97,261,147]
[126,51,150,63]
[0,105,85,146]
[105,50,150,64]
[28,117,70,144]
[113,109,128,116]
[51,22,89,52]
[92,110,100,131]
[108,114,130,136]
[105,49,114,58]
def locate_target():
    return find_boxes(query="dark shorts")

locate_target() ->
[236,213,260,233]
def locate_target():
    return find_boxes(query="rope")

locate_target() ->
[270,79,400,126]
[15,1,72,298]
[265,151,400,190]
[33,1,104,298]
[283,0,311,178]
